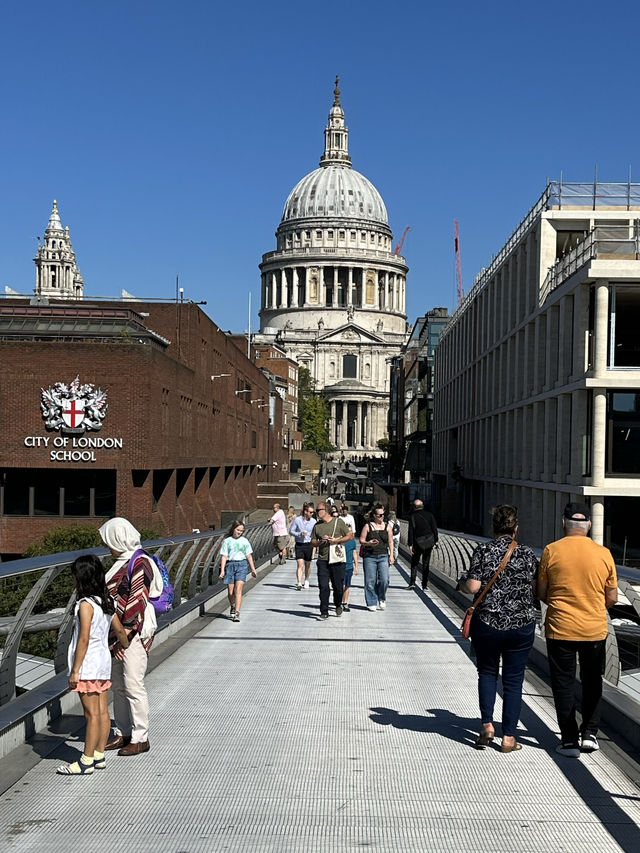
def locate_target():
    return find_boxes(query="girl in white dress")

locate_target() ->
[57,555,129,775]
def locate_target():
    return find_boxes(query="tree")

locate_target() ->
[298,366,333,453]
[300,393,333,453]
[377,436,390,454]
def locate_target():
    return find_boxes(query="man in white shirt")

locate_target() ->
[340,504,356,535]
[289,503,316,589]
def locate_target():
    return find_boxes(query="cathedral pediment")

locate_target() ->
[317,322,384,344]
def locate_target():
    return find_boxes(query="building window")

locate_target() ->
[607,391,640,475]
[611,286,640,366]
[343,354,357,378]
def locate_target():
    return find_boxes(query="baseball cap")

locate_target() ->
[563,502,590,521]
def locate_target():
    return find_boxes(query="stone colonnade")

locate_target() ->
[261,265,406,313]
[328,399,386,450]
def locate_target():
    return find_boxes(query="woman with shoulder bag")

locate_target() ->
[359,503,394,611]
[458,505,538,753]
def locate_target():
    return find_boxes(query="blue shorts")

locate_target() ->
[224,559,249,584]
[344,567,354,588]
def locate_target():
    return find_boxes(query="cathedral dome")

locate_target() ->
[281,165,388,225]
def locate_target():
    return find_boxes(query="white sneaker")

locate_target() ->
[303,580,309,589]
[580,734,599,752]
[556,742,580,757]
[367,605,377,611]
[377,601,387,610]
[296,582,302,590]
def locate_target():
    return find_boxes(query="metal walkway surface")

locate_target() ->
[2,559,640,852]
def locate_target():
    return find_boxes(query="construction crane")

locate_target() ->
[454,219,464,306]
[394,226,410,255]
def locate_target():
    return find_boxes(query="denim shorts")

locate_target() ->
[224,559,249,584]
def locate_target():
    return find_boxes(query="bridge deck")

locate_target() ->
[1,559,640,852]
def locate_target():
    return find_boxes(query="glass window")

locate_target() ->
[343,354,357,378]
[64,470,91,516]
[612,286,640,366]
[2,468,30,515]
[607,391,640,474]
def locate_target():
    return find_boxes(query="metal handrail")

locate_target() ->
[396,522,640,688]
[0,523,274,707]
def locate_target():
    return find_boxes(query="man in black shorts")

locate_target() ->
[289,503,316,589]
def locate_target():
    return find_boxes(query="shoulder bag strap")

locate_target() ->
[469,540,518,614]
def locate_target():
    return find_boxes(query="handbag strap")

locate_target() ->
[331,518,338,538]
[469,539,518,612]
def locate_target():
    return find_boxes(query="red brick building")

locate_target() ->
[0,299,287,558]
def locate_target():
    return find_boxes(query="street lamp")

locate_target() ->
[235,389,251,396]
[250,398,265,405]
[211,373,231,380]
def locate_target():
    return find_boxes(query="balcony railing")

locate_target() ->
[541,222,640,303]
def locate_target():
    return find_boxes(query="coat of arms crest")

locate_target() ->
[41,376,108,434]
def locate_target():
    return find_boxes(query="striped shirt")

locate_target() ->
[107,553,155,652]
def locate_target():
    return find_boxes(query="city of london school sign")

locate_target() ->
[24,376,123,462]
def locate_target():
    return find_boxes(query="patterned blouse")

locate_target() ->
[462,536,539,630]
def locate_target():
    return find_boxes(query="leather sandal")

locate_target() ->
[475,730,495,748]
[500,739,522,753]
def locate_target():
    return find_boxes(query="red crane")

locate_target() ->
[394,226,410,255]
[454,219,463,305]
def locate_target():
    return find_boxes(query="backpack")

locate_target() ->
[128,548,174,614]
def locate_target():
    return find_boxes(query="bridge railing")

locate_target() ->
[397,521,640,688]
[0,522,274,709]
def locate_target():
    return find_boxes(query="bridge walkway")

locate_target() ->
[1,558,639,852]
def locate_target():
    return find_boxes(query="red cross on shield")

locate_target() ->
[62,398,86,429]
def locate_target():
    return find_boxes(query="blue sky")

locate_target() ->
[2,1,639,332]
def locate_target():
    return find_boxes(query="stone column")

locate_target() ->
[593,281,609,379]
[304,267,310,305]
[356,402,362,448]
[291,268,298,307]
[330,401,336,445]
[341,402,348,448]
[333,267,339,308]
[271,272,277,309]
[591,390,607,489]
[591,498,605,545]
[282,269,289,308]
[347,267,353,306]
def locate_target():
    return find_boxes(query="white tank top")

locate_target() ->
[67,597,114,680]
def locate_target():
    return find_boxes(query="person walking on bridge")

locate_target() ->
[219,520,257,623]
[458,505,538,753]
[311,502,352,620]
[289,503,316,589]
[270,503,289,565]
[537,502,618,757]
[408,500,438,590]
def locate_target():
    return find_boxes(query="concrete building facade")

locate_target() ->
[433,180,640,563]
[255,80,409,460]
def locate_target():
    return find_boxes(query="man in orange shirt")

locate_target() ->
[538,503,618,757]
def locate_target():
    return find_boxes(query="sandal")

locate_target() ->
[475,727,495,748]
[500,739,522,753]
[56,758,94,775]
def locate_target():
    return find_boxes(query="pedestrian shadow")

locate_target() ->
[368,706,538,750]
[266,608,319,620]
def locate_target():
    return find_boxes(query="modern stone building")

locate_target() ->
[255,80,409,460]
[433,180,640,562]
[34,200,84,299]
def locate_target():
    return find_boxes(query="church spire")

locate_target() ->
[34,200,84,300]
[320,76,351,167]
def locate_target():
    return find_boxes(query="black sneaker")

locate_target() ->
[342,603,350,612]
[319,613,329,620]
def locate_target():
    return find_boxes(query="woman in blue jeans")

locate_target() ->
[360,504,395,611]
[458,505,538,752]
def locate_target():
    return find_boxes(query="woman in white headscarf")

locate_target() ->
[99,518,161,757]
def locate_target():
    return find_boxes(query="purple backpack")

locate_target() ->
[128,548,174,614]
